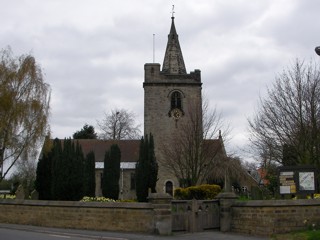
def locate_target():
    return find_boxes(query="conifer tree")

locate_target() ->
[102,144,121,200]
[136,136,148,202]
[136,134,158,202]
[67,141,84,200]
[148,134,158,193]
[51,138,64,200]
[36,138,87,200]
[35,150,53,200]
[84,151,96,197]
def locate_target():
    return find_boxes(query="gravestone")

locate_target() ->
[15,184,26,199]
[31,190,39,200]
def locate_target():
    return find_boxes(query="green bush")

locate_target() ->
[174,188,190,199]
[174,184,221,200]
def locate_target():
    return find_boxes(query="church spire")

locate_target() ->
[162,14,187,74]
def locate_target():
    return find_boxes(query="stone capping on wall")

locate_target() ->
[0,199,152,209]
[233,199,320,207]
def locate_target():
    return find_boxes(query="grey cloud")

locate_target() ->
[1,0,320,159]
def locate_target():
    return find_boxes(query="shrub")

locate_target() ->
[80,196,137,203]
[174,188,190,199]
[80,196,115,202]
[0,194,15,199]
[174,184,221,200]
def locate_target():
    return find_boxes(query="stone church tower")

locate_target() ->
[144,16,202,194]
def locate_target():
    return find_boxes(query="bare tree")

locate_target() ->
[249,59,320,168]
[0,47,50,181]
[97,108,141,140]
[209,156,250,191]
[160,97,233,187]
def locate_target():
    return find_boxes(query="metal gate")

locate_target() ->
[171,199,220,232]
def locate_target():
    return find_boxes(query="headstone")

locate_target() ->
[31,190,39,200]
[15,184,25,199]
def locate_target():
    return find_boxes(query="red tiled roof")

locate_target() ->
[54,138,224,163]
[66,139,140,163]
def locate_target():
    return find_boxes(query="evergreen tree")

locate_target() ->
[35,151,53,200]
[148,134,158,193]
[73,124,97,139]
[59,138,73,200]
[136,136,149,202]
[102,144,121,200]
[51,138,85,200]
[35,135,54,200]
[36,138,86,201]
[135,134,158,202]
[51,138,64,200]
[84,151,96,197]
[66,141,84,200]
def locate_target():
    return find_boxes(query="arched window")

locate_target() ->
[165,181,173,196]
[171,91,182,110]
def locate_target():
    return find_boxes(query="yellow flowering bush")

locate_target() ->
[305,194,320,199]
[314,194,320,199]
[0,194,15,199]
[80,196,115,202]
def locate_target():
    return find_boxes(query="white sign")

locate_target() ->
[280,186,291,194]
[299,172,315,191]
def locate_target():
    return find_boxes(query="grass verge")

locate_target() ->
[271,230,320,240]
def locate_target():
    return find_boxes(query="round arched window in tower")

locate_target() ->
[171,91,182,110]
[169,91,184,120]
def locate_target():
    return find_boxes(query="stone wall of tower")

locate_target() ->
[144,63,202,193]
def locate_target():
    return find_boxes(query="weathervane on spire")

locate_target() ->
[171,5,175,18]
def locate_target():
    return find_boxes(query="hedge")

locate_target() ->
[174,184,221,200]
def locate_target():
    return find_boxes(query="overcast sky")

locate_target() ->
[1,0,320,160]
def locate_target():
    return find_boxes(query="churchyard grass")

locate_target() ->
[271,230,320,240]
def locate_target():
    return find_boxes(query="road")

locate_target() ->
[0,225,127,240]
[0,223,269,240]
[0,227,107,240]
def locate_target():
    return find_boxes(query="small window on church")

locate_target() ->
[171,91,182,110]
[165,181,173,196]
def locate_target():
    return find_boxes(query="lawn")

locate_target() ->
[271,230,320,240]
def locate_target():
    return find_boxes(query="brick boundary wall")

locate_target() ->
[2,195,320,236]
[231,199,320,236]
[0,199,155,233]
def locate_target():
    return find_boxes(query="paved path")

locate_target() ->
[0,223,269,240]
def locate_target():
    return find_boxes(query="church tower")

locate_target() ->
[143,16,202,194]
